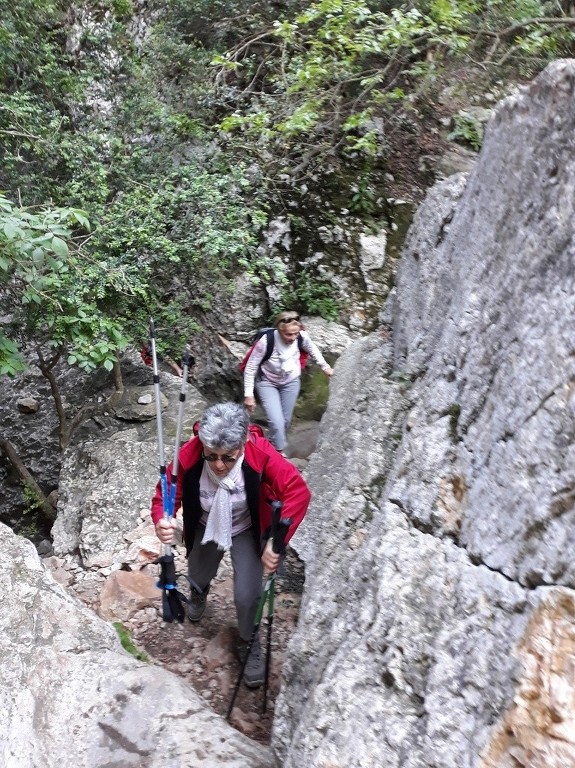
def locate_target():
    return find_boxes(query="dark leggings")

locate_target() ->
[187,526,263,641]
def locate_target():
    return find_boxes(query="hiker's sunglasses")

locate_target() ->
[202,451,240,465]
[279,315,300,323]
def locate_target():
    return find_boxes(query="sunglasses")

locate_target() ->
[279,315,300,323]
[202,451,240,465]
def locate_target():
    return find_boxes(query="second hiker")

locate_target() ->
[243,311,333,455]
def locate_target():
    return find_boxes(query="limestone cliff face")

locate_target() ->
[274,60,575,767]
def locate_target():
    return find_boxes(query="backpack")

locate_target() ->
[140,343,153,367]
[239,327,309,374]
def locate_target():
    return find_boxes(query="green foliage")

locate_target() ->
[157,0,306,48]
[0,0,72,92]
[113,622,149,661]
[447,110,483,150]
[111,0,135,20]
[213,0,575,185]
[349,168,379,214]
[214,1,470,160]
[290,269,340,321]
[21,484,44,516]
[0,0,270,367]
[0,337,25,376]
[0,194,136,374]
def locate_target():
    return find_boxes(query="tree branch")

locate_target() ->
[0,438,57,522]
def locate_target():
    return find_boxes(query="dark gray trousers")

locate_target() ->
[187,526,263,641]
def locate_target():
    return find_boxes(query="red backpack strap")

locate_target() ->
[296,332,309,368]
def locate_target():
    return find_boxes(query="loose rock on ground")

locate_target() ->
[45,529,305,745]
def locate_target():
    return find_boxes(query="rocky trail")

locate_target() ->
[136,547,305,743]
[56,520,306,745]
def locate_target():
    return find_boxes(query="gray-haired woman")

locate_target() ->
[151,401,311,688]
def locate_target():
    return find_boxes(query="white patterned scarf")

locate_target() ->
[201,453,244,551]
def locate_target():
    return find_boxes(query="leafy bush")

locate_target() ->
[448,111,483,151]
[290,269,340,321]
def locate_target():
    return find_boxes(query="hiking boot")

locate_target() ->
[238,637,266,689]
[187,584,209,622]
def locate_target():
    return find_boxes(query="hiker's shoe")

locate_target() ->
[238,638,266,689]
[187,585,209,622]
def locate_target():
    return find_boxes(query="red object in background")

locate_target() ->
[141,343,153,366]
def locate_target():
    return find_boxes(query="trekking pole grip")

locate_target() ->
[272,517,292,554]
[267,499,291,554]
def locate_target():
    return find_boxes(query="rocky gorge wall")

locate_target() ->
[273,60,575,767]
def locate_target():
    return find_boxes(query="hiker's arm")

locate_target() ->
[164,355,183,377]
[243,337,267,399]
[301,332,333,375]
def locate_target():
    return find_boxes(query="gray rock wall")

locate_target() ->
[52,370,206,567]
[274,60,575,767]
[393,61,575,588]
[0,524,274,768]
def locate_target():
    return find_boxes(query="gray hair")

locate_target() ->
[198,402,250,450]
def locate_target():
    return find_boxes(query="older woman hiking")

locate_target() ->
[151,401,311,689]
[243,311,334,455]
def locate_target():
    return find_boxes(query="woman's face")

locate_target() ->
[202,445,244,477]
[278,321,301,345]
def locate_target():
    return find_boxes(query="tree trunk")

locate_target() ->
[36,349,125,450]
[0,438,57,522]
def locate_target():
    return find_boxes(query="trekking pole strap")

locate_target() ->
[268,499,292,555]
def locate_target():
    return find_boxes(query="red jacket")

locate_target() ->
[151,432,311,554]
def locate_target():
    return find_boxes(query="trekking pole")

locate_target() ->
[262,501,291,715]
[150,318,192,623]
[225,501,291,721]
